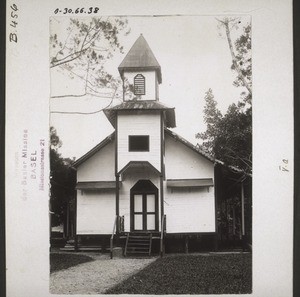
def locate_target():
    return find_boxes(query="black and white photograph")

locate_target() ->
[5,1,293,297]
[49,15,252,295]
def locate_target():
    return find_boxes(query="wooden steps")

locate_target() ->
[124,233,152,257]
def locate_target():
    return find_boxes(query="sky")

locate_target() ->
[50,15,250,159]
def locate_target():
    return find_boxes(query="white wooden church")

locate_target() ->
[70,35,250,256]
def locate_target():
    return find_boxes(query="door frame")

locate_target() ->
[130,180,159,232]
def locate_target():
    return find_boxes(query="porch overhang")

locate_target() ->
[166,178,214,188]
[118,161,161,176]
[76,181,121,190]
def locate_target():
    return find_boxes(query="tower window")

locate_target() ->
[134,74,145,95]
[129,135,149,152]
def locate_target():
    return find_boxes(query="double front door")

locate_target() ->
[130,180,158,232]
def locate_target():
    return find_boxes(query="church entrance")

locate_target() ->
[130,180,159,232]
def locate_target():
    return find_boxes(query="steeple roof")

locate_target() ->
[118,34,162,83]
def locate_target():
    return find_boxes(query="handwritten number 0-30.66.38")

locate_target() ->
[54,7,99,14]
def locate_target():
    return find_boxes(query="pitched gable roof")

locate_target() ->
[72,132,115,168]
[118,34,162,83]
[166,129,251,176]
[165,129,214,162]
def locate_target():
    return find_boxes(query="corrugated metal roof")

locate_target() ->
[103,100,176,128]
[105,100,172,110]
[166,178,214,188]
[76,181,121,190]
[118,34,162,83]
[215,159,252,177]
[165,129,215,162]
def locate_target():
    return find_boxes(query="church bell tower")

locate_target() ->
[118,34,162,102]
[104,34,175,175]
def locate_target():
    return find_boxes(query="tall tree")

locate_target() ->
[197,20,252,176]
[50,127,76,227]
[197,89,222,153]
[217,17,252,105]
[50,17,130,99]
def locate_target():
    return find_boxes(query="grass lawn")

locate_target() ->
[50,253,94,273]
[105,253,252,295]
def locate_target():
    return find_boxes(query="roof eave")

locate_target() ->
[118,66,162,84]
[165,129,214,162]
[72,132,115,168]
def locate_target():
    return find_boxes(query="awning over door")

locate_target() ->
[166,178,213,188]
[76,181,121,190]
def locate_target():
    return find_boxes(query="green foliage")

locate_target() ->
[50,17,129,67]
[197,91,252,174]
[196,89,222,153]
[232,24,252,104]
[197,22,252,175]
[50,127,76,227]
[50,126,62,149]
[50,17,130,96]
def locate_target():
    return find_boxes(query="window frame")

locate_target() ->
[128,135,150,152]
[133,74,146,96]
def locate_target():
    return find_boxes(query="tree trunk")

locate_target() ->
[223,20,252,95]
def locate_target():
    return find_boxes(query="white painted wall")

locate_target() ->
[118,112,161,172]
[119,168,160,232]
[123,70,157,100]
[75,128,216,235]
[77,190,115,234]
[164,186,215,233]
[77,140,115,182]
[165,133,214,179]
[164,133,216,233]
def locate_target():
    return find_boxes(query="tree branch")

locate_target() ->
[217,18,252,95]
[50,48,88,68]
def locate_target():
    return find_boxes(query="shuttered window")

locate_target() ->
[134,74,145,95]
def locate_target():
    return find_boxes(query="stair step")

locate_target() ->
[124,233,153,257]
[126,250,150,254]
[128,240,149,244]
[127,247,149,251]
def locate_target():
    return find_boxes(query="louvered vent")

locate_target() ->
[134,74,145,95]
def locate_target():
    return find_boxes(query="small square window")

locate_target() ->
[129,135,149,152]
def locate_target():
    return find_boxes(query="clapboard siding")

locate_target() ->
[77,190,115,234]
[119,170,160,232]
[77,140,115,182]
[164,133,216,233]
[165,134,214,179]
[164,186,215,233]
[124,70,157,100]
[118,113,161,172]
